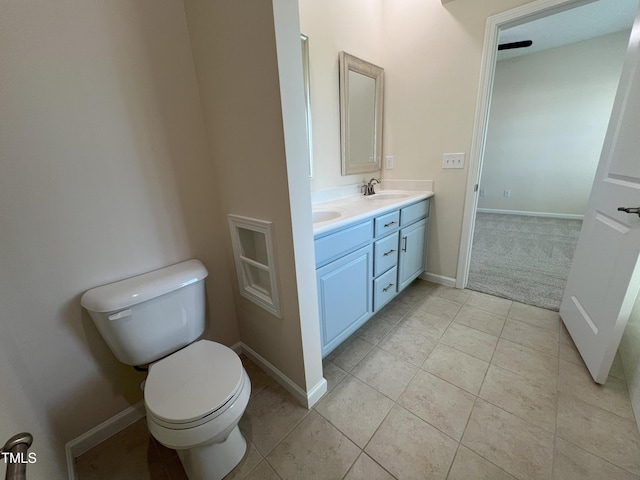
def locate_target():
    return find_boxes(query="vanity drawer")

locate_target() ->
[401,199,430,226]
[315,219,373,267]
[374,232,399,277]
[374,267,398,311]
[374,210,400,237]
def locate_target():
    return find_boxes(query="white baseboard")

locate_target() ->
[477,208,584,220]
[230,341,242,354]
[65,401,146,480]
[421,272,456,287]
[238,342,326,408]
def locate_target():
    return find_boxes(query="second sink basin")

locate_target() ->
[368,193,410,200]
[312,210,342,223]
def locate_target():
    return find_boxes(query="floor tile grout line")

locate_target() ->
[261,455,283,480]
[321,343,465,473]
[450,310,508,338]
[475,390,557,436]
[455,396,525,480]
[253,402,312,461]
[505,315,561,338]
[557,384,640,425]
[339,452,361,480]
[499,327,560,359]
[438,326,499,363]
[468,329,559,434]
[553,432,640,478]
[339,451,398,480]
[461,398,554,480]
[444,442,463,479]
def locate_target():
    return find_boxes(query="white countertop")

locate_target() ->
[312,190,434,236]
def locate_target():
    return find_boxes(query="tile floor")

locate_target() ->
[75,280,640,479]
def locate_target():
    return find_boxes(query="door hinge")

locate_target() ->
[474,184,479,192]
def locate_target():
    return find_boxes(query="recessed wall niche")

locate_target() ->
[228,215,281,317]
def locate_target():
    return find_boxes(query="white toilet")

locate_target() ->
[81,259,251,480]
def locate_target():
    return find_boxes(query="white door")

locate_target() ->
[560,12,640,384]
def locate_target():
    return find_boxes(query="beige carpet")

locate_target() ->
[467,212,583,311]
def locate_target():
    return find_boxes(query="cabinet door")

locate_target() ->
[317,245,373,356]
[398,218,428,291]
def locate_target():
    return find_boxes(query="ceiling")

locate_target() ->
[498,0,639,60]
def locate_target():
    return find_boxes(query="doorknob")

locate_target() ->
[617,207,640,217]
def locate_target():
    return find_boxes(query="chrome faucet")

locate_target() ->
[363,178,380,196]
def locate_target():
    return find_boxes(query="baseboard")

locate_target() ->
[421,272,456,287]
[229,341,242,354]
[65,401,146,480]
[477,208,584,220]
[238,342,326,408]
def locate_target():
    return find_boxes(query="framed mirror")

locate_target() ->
[301,34,313,178]
[339,52,384,176]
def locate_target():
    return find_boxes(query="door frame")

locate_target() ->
[455,0,598,289]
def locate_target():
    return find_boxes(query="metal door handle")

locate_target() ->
[402,236,408,252]
[618,207,640,217]
[383,249,396,257]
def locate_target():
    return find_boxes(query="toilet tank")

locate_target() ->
[81,259,209,366]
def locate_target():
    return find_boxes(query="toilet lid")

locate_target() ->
[144,340,243,425]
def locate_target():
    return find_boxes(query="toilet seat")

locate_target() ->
[144,340,244,429]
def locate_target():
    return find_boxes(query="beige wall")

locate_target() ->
[382,0,535,279]
[184,0,318,391]
[620,289,640,434]
[0,0,238,472]
[299,0,384,191]
[479,31,629,215]
[300,0,534,279]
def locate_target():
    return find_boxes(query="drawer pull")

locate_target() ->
[383,249,396,257]
[382,283,394,292]
[402,236,408,252]
[384,221,397,228]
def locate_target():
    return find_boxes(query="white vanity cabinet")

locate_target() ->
[314,197,430,357]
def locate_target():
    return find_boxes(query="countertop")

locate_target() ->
[312,190,434,236]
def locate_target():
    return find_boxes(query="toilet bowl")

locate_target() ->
[145,341,251,479]
[80,259,250,480]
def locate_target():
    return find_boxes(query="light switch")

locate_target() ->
[442,153,465,169]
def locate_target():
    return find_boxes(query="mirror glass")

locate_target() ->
[339,52,384,175]
[301,34,313,178]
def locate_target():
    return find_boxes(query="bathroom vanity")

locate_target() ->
[312,191,433,357]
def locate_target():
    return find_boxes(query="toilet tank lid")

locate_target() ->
[80,259,208,313]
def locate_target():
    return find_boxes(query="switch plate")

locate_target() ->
[385,156,394,170]
[442,153,465,169]
[479,189,486,197]
[503,190,511,197]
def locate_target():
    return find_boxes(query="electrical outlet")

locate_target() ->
[442,153,465,169]
[385,156,394,170]
[503,190,511,198]
[479,189,486,197]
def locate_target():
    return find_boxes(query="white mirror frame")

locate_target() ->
[339,52,384,176]
[301,34,313,178]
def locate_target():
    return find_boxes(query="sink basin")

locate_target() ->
[368,193,410,200]
[312,210,341,223]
